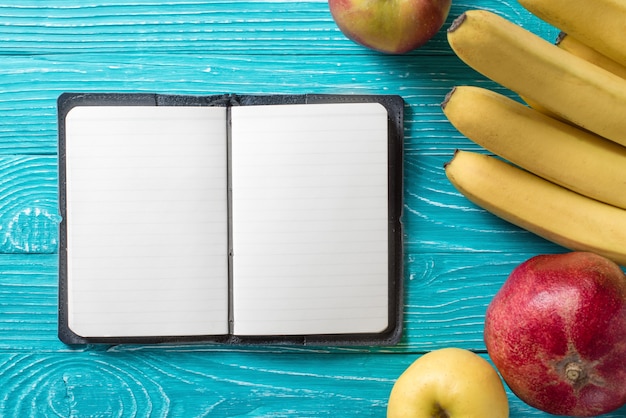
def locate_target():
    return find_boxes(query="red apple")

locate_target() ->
[328,0,452,54]
[484,252,626,417]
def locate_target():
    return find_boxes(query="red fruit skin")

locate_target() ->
[328,0,451,54]
[484,252,626,417]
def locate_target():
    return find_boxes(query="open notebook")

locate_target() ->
[57,93,404,345]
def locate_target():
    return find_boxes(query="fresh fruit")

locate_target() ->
[444,150,626,266]
[328,0,451,54]
[556,33,626,80]
[446,9,626,148]
[484,252,626,416]
[387,347,509,418]
[522,32,626,121]
[518,95,570,125]
[441,85,626,210]
[517,0,626,68]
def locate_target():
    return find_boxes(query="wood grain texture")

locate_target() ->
[0,157,58,253]
[1,54,533,155]
[0,0,559,155]
[0,0,616,416]
[2,349,625,417]
[0,0,556,55]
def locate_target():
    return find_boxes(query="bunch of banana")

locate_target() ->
[447,10,626,146]
[442,7,626,266]
[442,86,626,210]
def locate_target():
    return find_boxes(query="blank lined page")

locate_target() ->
[230,102,390,336]
[65,105,229,338]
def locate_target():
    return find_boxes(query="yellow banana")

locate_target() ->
[518,95,569,124]
[526,33,626,118]
[518,0,626,68]
[556,33,626,80]
[447,10,626,148]
[524,34,626,119]
[444,150,626,266]
[442,86,626,210]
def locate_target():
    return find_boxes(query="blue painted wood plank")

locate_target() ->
[3,53,428,154]
[0,1,558,55]
[0,53,540,155]
[1,349,625,417]
[0,156,58,253]
[0,1,559,155]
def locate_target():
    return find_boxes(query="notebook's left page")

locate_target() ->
[62,105,230,339]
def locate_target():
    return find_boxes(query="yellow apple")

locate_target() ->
[387,347,509,418]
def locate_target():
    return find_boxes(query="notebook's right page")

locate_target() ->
[230,102,391,337]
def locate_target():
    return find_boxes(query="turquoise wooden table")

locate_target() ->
[1,1,624,417]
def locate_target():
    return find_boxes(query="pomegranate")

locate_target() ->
[484,252,626,416]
